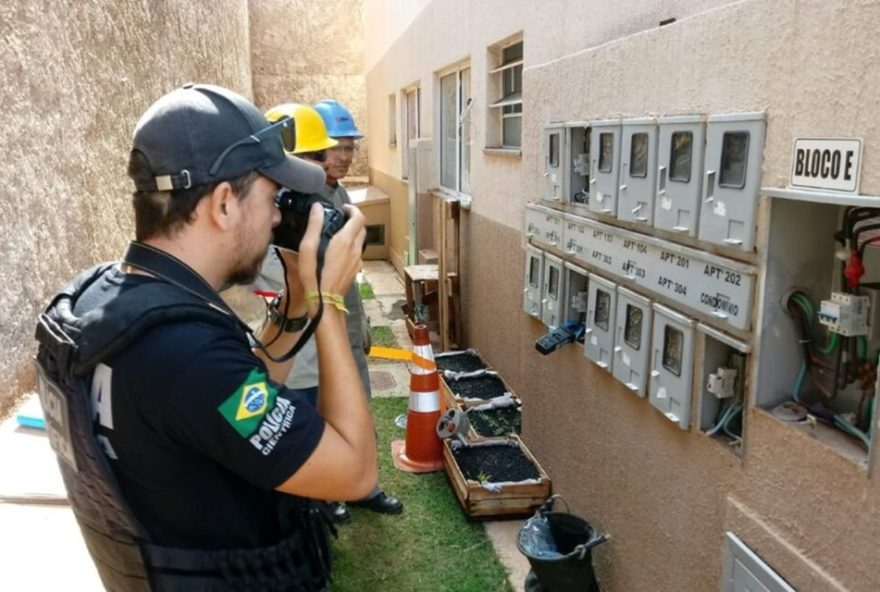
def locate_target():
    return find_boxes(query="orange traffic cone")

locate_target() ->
[391,325,444,472]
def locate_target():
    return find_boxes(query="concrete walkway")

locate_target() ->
[0,260,528,592]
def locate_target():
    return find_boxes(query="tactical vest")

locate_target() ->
[34,260,331,592]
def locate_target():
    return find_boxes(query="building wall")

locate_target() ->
[0,0,252,417]
[365,1,880,590]
[250,0,367,178]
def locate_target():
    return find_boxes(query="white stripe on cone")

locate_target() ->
[412,344,436,374]
[408,389,440,412]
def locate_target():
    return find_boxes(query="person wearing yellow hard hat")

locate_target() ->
[256,102,403,522]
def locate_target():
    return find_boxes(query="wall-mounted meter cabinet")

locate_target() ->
[698,112,766,251]
[589,120,622,217]
[618,118,658,226]
[525,203,564,251]
[584,273,617,371]
[696,324,748,441]
[541,253,564,328]
[542,125,567,203]
[567,123,591,207]
[654,115,706,237]
[649,304,696,429]
[563,262,590,328]
[523,245,544,319]
[612,287,653,396]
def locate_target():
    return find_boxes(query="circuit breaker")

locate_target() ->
[584,273,617,371]
[649,304,696,429]
[567,123,591,206]
[618,118,658,226]
[696,324,748,436]
[523,245,544,319]
[563,262,589,327]
[524,203,564,251]
[541,253,564,327]
[612,287,653,396]
[589,120,622,216]
[698,112,766,251]
[654,115,706,237]
[542,125,566,203]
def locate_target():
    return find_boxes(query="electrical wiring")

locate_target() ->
[858,234,880,258]
[833,415,870,447]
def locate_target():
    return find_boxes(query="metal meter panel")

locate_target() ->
[584,273,617,371]
[613,287,653,396]
[698,112,766,251]
[562,213,592,266]
[649,304,696,429]
[567,123,591,207]
[589,120,622,216]
[654,115,706,237]
[618,118,658,226]
[523,245,544,319]
[563,262,590,325]
[525,203,564,251]
[541,253,564,327]
[542,125,567,203]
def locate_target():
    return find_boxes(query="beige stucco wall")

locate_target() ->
[0,0,252,417]
[366,0,880,590]
[249,0,367,178]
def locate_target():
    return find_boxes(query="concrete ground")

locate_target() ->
[0,259,528,592]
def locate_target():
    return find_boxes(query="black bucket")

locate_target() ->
[517,496,608,592]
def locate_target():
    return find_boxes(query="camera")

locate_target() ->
[272,189,347,254]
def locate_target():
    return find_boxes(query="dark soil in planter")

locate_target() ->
[448,374,507,400]
[453,444,540,482]
[468,406,522,437]
[436,351,487,373]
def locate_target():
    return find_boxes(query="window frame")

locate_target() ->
[401,84,420,180]
[436,61,472,196]
[487,36,523,150]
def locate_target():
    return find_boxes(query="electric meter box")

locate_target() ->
[523,245,544,319]
[584,273,617,371]
[567,123,591,207]
[542,125,567,203]
[612,287,653,396]
[589,120,622,217]
[524,203,564,251]
[563,262,590,326]
[618,118,658,226]
[698,112,766,251]
[649,304,696,430]
[541,253,564,328]
[654,115,706,237]
[696,324,749,435]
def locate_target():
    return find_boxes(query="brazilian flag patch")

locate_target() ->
[217,369,277,437]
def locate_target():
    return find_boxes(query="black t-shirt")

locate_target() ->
[74,267,325,549]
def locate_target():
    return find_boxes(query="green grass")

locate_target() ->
[359,280,376,300]
[370,325,399,349]
[331,397,513,592]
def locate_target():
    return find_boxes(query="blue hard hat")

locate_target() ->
[314,99,364,139]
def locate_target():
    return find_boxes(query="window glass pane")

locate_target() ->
[440,73,456,189]
[460,68,471,195]
[662,325,684,376]
[548,266,559,299]
[503,116,522,148]
[599,133,614,172]
[548,132,559,167]
[629,133,648,178]
[406,91,418,141]
[624,304,642,350]
[502,41,523,63]
[669,132,692,182]
[529,257,539,287]
[719,131,749,188]
[594,289,610,331]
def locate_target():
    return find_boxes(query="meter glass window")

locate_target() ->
[548,265,559,299]
[669,132,692,182]
[662,325,684,376]
[529,256,540,288]
[629,133,648,178]
[624,304,643,350]
[599,133,614,173]
[719,131,749,188]
[549,132,560,167]
[594,289,611,331]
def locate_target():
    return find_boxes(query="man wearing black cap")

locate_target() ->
[34,84,376,591]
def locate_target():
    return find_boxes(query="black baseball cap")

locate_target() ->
[130,83,325,193]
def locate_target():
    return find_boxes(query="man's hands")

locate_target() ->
[295,203,365,298]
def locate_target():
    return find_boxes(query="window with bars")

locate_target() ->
[489,40,523,149]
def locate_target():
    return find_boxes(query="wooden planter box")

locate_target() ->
[435,348,492,374]
[443,435,551,519]
[441,370,519,409]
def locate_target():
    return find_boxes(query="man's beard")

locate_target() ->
[225,230,269,287]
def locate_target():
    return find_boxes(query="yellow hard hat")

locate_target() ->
[265,103,339,155]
